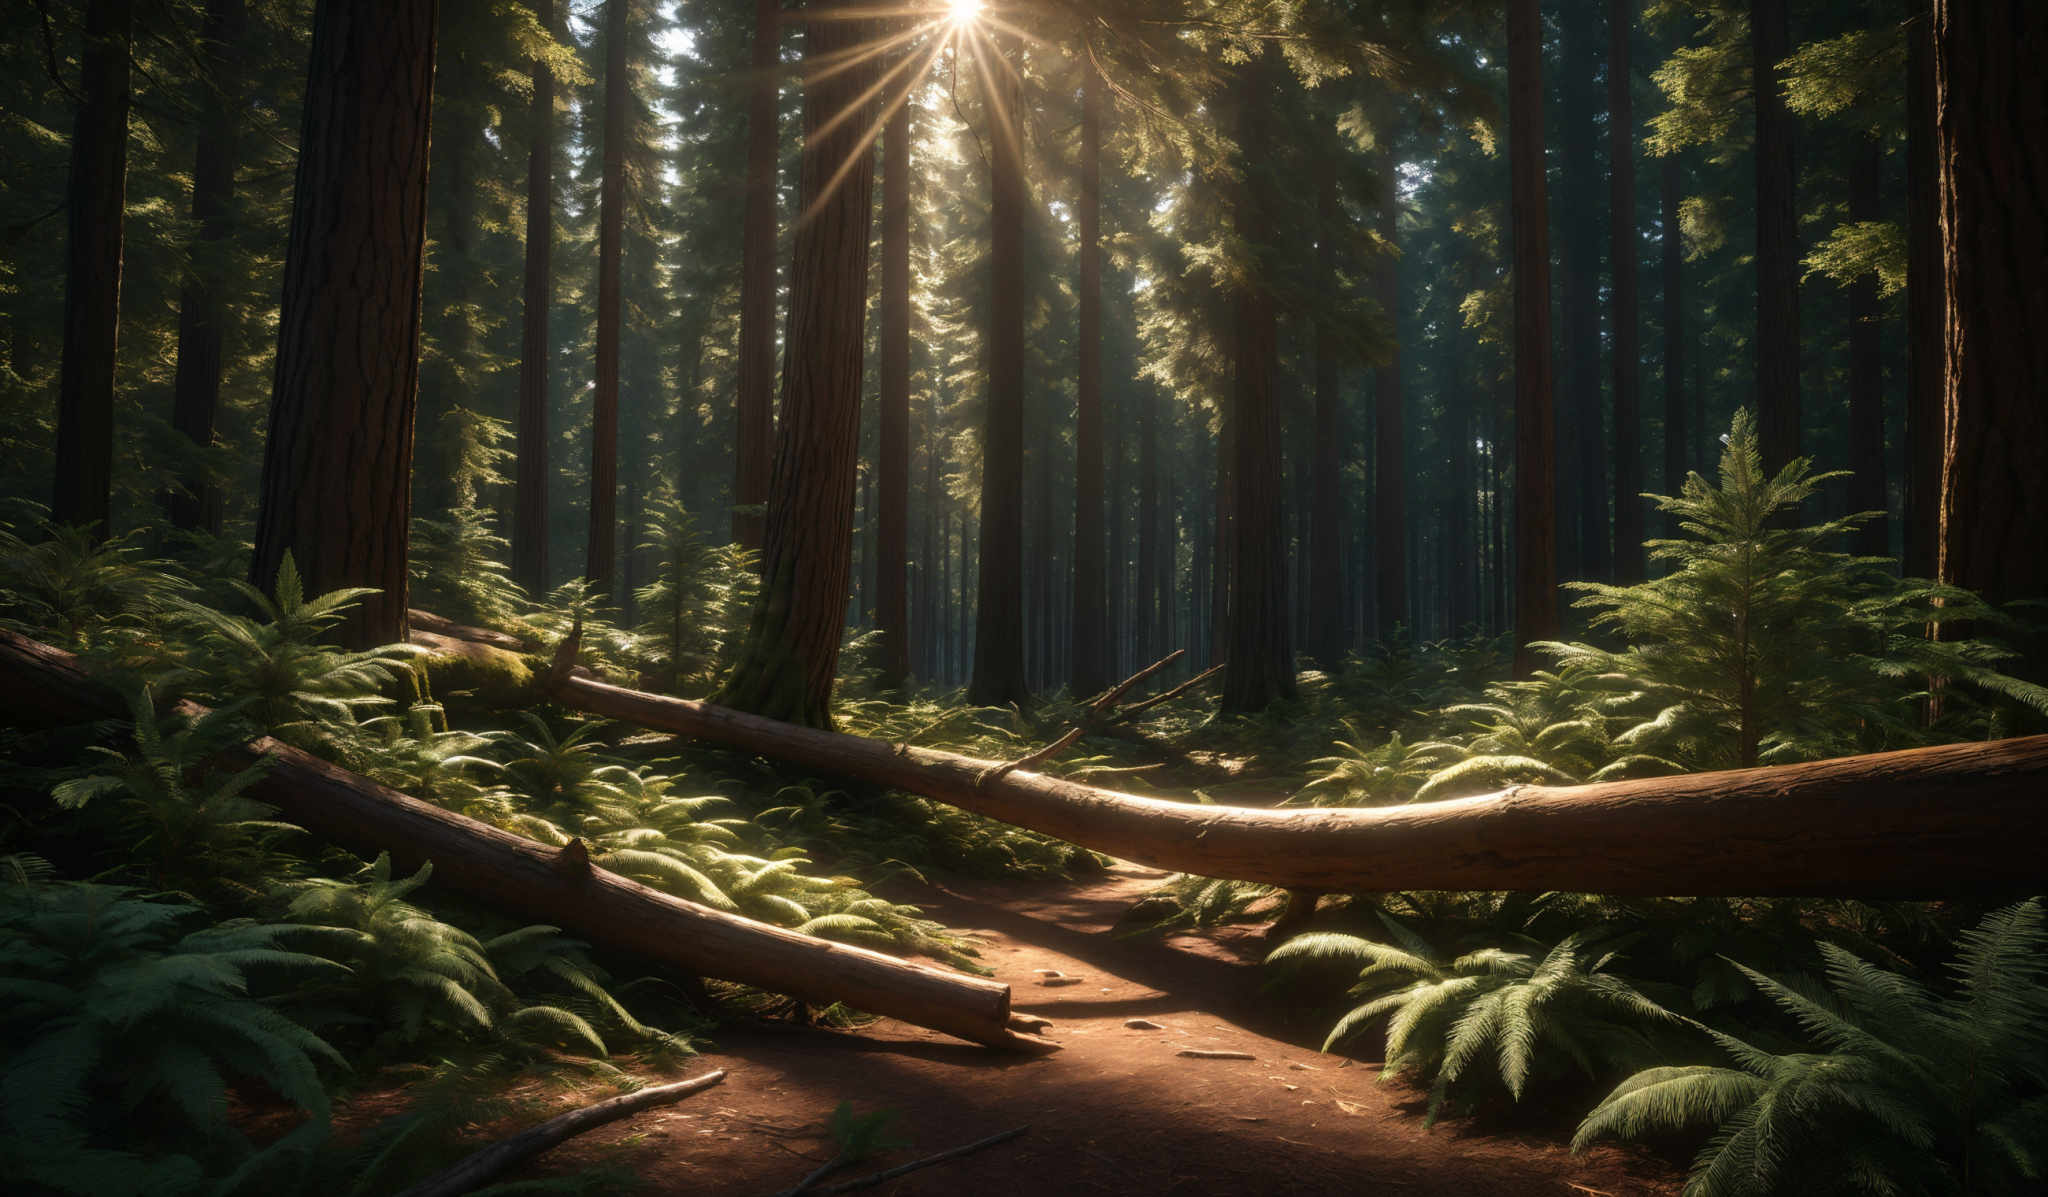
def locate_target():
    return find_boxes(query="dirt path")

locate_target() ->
[520,866,1678,1195]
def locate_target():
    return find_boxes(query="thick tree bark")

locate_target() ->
[877,95,911,688]
[52,0,133,537]
[1847,133,1887,557]
[1660,152,1686,508]
[0,632,1022,1050]
[490,651,2048,899]
[1509,0,1558,677]
[585,0,627,596]
[734,0,781,551]
[1309,167,1346,669]
[1558,0,1606,582]
[1372,142,1407,641]
[1609,0,1643,581]
[718,3,880,727]
[1069,58,1109,697]
[1933,1,2048,609]
[969,36,1029,707]
[513,0,558,597]
[166,0,243,536]
[250,0,436,649]
[1902,0,1942,579]
[1752,0,1801,472]
[1220,61,1293,713]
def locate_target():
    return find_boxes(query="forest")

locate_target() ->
[1,0,2044,1193]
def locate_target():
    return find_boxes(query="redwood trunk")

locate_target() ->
[585,0,627,596]
[250,0,436,648]
[1933,1,2048,608]
[1660,152,1686,507]
[1847,133,1887,557]
[513,0,558,596]
[1752,0,1801,472]
[166,0,242,535]
[1372,142,1407,640]
[733,0,781,551]
[969,36,1028,707]
[1069,59,1109,697]
[1309,167,1346,668]
[1609,0,1643,581]
[877,95,911,688]
[1902,0,1942,578]
[1509,0,1559,676]
[1559,0,1605,581]
[717,2,880,726]
[52,0,133,537]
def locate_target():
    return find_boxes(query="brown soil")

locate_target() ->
[498,865,1679,1196]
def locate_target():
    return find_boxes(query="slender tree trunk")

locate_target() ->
[1373,141,1407,640]
[1752,0,1801,472]
[1069,58,1109,696]
[1558,0,1605,582]
[513,0,557,596]
[1136,386,1161,667]
[1847,133,1887,557]
[876,91,911,688]
[1933,0,2048,609]
[1902,0,1942,578]
[1220,59,1294,713]
[166,0,243,536]
[716,2,880,726]
[969,35,1029,707]
[584,0,627,596]
[52,0,133,537]
[733,0,780,551]
[1509,0,1559,677]
[1660,152,1686,508]
[1210,401,1233,666]
[1609,0,1644,581]
[1309,167,1346,668]
[251,0,437,648]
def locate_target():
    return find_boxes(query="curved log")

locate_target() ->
[551,673,2048,898]
[0,631,1024,1050]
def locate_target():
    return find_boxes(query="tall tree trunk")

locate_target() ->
[1137,386,1161,667]
[1220,59,1294,713]
[1902,0,1942,578]
[251,0,437,648]
[1309,167,1346,668]
[1933,1,2048,609]
[876,90,911,688]
[52,0,134,537]
[585,0,627,596]
[1609,0,1644,581]
[1372,141,1407,640]
[1847,133,1887,557]
[1210,397,1233,667]
[1069,58,1109,696]
[716,2,879,726]
[1752,0,1801,472]
[1660,152,1686,509]
[166,0,243,536]
[733,0,780,550]
[969,35,1028,707]
[513,0,557,596]
[1558,0,1605,582]
[1509,0,1559,677]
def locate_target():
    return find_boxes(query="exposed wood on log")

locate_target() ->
[396,1070,727,1197]
[0,631,1029,1050]
[537,668,2048,898]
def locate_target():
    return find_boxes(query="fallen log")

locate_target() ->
[0,630,1026,1050]
[541,670,2048,897]
[396,1069,728,1197]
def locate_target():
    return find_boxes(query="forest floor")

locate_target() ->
[421,864,1681,1195]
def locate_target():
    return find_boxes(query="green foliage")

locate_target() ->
[1539,412,2048,768]
[632,493,758,693]
[46,683,296,896]
[1269,920,1680,1125]
[1575,899,2048,1196]
[168,553,424,752]
[0,519,189,652]
[0,877,344,1196]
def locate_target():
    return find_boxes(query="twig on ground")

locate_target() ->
[808,1126,1031,1196]
[1110,663,1224,724]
